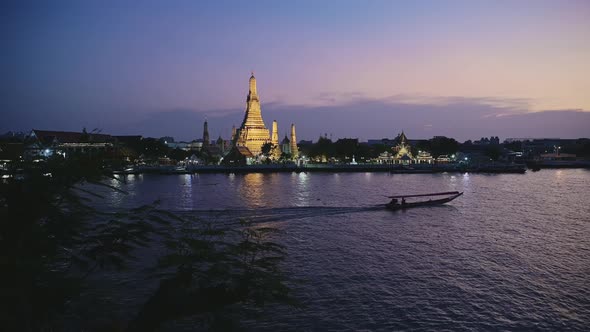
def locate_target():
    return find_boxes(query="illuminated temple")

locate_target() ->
[393,131,413,161]
[222,73,299,164]
[235,73,271,156]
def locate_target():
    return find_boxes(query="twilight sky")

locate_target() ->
[2,0,589,141]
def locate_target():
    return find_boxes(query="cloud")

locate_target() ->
[3,95,588,142]
[120,96,588,142]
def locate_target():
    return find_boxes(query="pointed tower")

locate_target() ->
[231,125,236,141]
[290,123,299,159]
[235,73,270,155]
[270,120,281,159]
[271,120,279,145]
[393,131,413,161]
[398,131,408,145]
[203,120,210,148]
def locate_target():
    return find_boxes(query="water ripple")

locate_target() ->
[89,170,589,330]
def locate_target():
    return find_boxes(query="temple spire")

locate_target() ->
[248,72,258,100]
[235,73,270,156]
[398,130,407,144]
[271,120,281,159]
[290,123,299,159]
[271,120,279,145]
[203,120,210,147]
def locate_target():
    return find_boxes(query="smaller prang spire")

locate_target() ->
[290,123,299,159]
[271,120,279,145]
[203,119,210,147]
[271,120,281,160]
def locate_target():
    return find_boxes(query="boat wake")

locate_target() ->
[173,205,384,224]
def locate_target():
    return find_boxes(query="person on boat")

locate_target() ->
[401,198,406,205]
[389,198,399,206]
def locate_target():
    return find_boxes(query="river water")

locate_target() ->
[96,169,590,330]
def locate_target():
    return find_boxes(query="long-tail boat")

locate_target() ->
[385,191,463,210]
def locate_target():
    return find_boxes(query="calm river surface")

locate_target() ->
[96,169,590,330]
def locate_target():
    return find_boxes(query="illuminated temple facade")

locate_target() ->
[393,131,413,162]
[235,73,271,156]
[377,131,432,165]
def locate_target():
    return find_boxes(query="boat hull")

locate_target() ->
[386,192,463,210]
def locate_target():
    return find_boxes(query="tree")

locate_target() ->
[0,156,295,330]
[502,140,523,152]
[80,127,89,143]
[429,136,459,157]
[334,139,358,161]
[130,138,169,159]
[309,136,334,161]
[168,148,191,161]
[370,144,388,157]
[1,156,164,330]
[355,143,373,161]
[484,145,502,161]
[280,152,292,162]
[415,140,431,154]
[261,142,273,156]
[128,219,296,331]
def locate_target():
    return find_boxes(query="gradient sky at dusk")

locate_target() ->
[2,0,589,141]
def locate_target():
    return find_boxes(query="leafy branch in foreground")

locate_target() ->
[0,156,171,330]
[127,218,297,331]
[1,156,297,331]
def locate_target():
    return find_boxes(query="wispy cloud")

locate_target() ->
[4,95,588,142]
[126,96,589,141]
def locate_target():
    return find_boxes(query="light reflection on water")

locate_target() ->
[239,173,265,208]
[179,174,192,209]
[88,169,589,330]
[294,172,310,206]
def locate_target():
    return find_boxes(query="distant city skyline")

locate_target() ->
[2,0,590,141]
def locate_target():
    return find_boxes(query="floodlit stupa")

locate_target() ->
[270,120,281,159]
[290,123,299,158]
[235,73,270,156]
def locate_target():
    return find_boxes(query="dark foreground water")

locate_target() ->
[91,169,590,330]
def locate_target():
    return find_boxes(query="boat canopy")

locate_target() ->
[387,191,460,199]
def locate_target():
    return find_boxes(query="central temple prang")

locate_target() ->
[223,73,299,165]
[235,73,271,156]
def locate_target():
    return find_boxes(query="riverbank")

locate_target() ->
[8,161,589,179]
[115,163,530,175]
